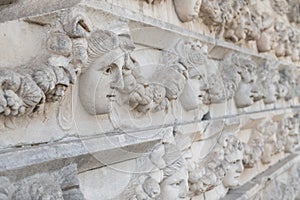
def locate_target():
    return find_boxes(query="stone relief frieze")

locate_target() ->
[1,13,299,123]
[1,3,300,199]
[109,111,300,199]
[143,0,300,62]
[255,163,300,200]
[243,114,300,168]
[116,127,191,200]
[0,164,83,200]
[157,39,209,111]
[188,133,244,198]
[0,13,89,119]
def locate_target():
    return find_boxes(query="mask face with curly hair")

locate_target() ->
[222,149,244,188]
[160,164,189,200]
[160,144,189,200]
[79,30,129,115]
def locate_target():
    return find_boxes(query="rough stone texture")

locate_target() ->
[0,0,299,199]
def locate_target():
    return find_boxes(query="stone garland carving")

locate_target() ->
[188,134,244,196]
[129,175,161,200]
[128,38,208,114]
[105,38,210,116]
[0,14,90,118]
[0,164,84,200]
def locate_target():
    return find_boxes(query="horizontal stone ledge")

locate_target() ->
[109,106,300,134]
[0,129,164,180]
[223,152,300,200]
[0,0,81,23]
[1,0,299,68]
[0,0,15,6]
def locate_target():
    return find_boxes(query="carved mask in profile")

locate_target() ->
[160,144,189,200]
[234,58,260,108]
[179,66,209,110]
[174,0,202,22]
[222,149,244,188]
[176,40,209,111]
[79,30,132,115]
[220,135,244,188]
[261,68,279,104]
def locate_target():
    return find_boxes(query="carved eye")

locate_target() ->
[105,67,112,74]
[192,75,203,80]
[198,75,203,80]
[103,64,116,75]
[172,180,182,187]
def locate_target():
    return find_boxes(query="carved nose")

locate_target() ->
[110,79,124,90]
[200,83,209,90]
[179,192,186,199]
[110,70,124,90]
[236,161,244,173]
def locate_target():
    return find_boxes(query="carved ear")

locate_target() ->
[63,14,91,38]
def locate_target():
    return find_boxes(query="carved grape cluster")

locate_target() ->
[0,69,45,117]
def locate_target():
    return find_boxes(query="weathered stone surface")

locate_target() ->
[0,0,300,199]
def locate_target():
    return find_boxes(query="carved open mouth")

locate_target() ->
[106,94,116,101]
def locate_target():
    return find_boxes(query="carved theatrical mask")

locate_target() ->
[222,149,244,188]
[173,0,202,22]
[160,165,189,200]
[278,68,296,101]
[261,121,278,164]
[79,30,127,115]
[179,67,209,111]
[159,144,189,200]
[224,5,258,43]
[157,65,187,101]
[256,13,276,53]
[262,70,280,104]
[163,39,209,111]
[234,59,260,108]
[217,135,244,188]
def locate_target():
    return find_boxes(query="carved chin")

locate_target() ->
[223,178,239,188]
[79,94,112,115]
[264,96,276,104]
[235,96,254,108]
